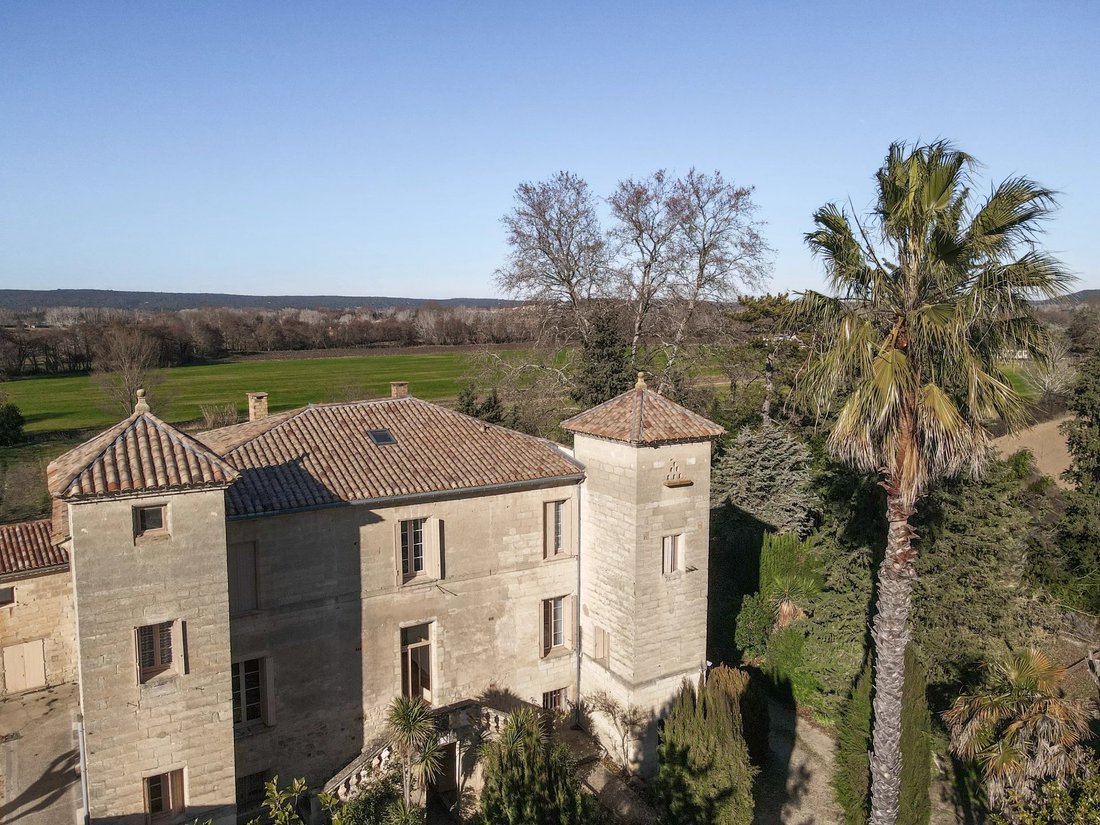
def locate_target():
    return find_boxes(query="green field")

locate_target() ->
[4,351,493,434]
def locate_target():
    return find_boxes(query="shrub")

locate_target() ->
[733,593,771,661]
[479,707,603,825]
[655,669,757,825]
[0,403,25,446]
[833,658,872,825]
[763,628,819,708]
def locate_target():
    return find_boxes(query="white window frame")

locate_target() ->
[395,516,441,585]
[232,657,269,727]
[400,622,433,704]
[662,533,683,575]
[542,687,568,712]
[541,595,574,657]
[544,499,573,558]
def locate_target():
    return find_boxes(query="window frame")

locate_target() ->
[400,622,433,704]
[137,621,177,684]
[0,586,14,607]
[400,517,427,580]
[144,768,185,823]
[593,625,610,667]
[542,687,568,712]
[543,499,572,559]
[231,657,269,727]
[133,504,169,540]
[541,595,573,657]
[662,533,684,575]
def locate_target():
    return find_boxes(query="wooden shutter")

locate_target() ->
[564,499,575,555]
[543,502,554,558]
[228,541,258,615]
[430,519,444,580]
[393,521,404,586]
[541,600,551,657]
[565,595,576,649]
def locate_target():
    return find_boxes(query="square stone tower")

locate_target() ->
[48,394,240,824]
[563,374,723,775]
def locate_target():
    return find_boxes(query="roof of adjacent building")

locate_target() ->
[199,397,585,518]
[47,410,240,500]
[0,520,68,578]
[561,374,725,445]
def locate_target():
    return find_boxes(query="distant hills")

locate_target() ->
[0,289,515,312]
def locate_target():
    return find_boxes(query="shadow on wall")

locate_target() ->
[229,457,368,798]
[708,504,770,667]
[0,747,78,824]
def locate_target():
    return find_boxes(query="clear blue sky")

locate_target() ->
[1,1,1097,299]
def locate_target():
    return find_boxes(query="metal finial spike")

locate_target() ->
[635,372,647,389]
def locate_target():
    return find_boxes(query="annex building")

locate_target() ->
[0,376,722,824]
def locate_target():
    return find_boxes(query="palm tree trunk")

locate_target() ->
[868,487,916,825]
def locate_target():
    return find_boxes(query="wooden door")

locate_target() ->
[3,640,46,693]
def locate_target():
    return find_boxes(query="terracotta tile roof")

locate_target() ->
[0,520,68,578]
[47,411,239,500]
[561,376,724,445]
[200,398,585,518]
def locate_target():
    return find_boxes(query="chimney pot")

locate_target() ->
[390,382,409,399]
[246,391,269,422]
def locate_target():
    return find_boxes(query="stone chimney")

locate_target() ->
[390,382,409,399]
[246,392,269,422]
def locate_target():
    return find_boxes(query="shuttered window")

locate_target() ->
[541,595,573,657]
[401,519,426,577]
[228,541,258,615]
[544,500,572,558]
[145,769,184,821]
[137,621,182,683]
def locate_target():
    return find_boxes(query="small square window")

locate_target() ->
[0,587,13,607]
[134,505,167,538]
[368,429,397,445]
[542,687,568,712]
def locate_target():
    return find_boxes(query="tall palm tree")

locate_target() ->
[944,648,1097,811]
[791,141,1071,824]
[386,695,444,807]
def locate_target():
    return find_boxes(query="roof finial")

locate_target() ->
[635,371,647,389]
[134,388,150,414]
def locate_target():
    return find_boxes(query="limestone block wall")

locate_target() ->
[227,480,581,791]
[70,488,236,825]
[574,433,712,775]
[0,567,76,693]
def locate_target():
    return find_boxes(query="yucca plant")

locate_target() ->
[385,696,444,807]
[791,141,1071,825]
[944,648,1097,812]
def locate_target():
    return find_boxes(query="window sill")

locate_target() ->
[399,576,440,589]
[540,646,574,662]
[134,531,172,546]
[139,671,180,691]
[233,720,273,739]
[543,552,574,562]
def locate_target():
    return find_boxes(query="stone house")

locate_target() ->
[0,377,722,824]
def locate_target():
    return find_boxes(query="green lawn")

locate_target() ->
[4,351,494,434]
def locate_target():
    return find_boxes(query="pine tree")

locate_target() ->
[457,384,479,416]
[655,668,757,825]
[711,421,819,535]
[479,708,602,825]
[571,308,632,409]
[1062,351,1100,491]
[834,658,873,825]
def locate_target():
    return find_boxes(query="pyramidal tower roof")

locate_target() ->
[561,373,724,446]
[47,390,239,500]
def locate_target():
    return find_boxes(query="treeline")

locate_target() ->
[0,304,539,377]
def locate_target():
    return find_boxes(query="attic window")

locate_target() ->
[368,429,397,445]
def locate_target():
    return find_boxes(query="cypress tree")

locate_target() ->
[479,708,602,825]
[571,308,632,408]
[832,646,931,825]
[655,667,757,825]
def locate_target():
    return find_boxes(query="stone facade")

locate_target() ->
[0,567,76,692]
[575,434,712,775]
[1,386,719,822]
[70,488,236,824]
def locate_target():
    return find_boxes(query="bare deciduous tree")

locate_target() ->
[93,323,164,417]
[496,172,607,345]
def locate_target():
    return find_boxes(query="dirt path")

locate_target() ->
[753,700,843,825]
